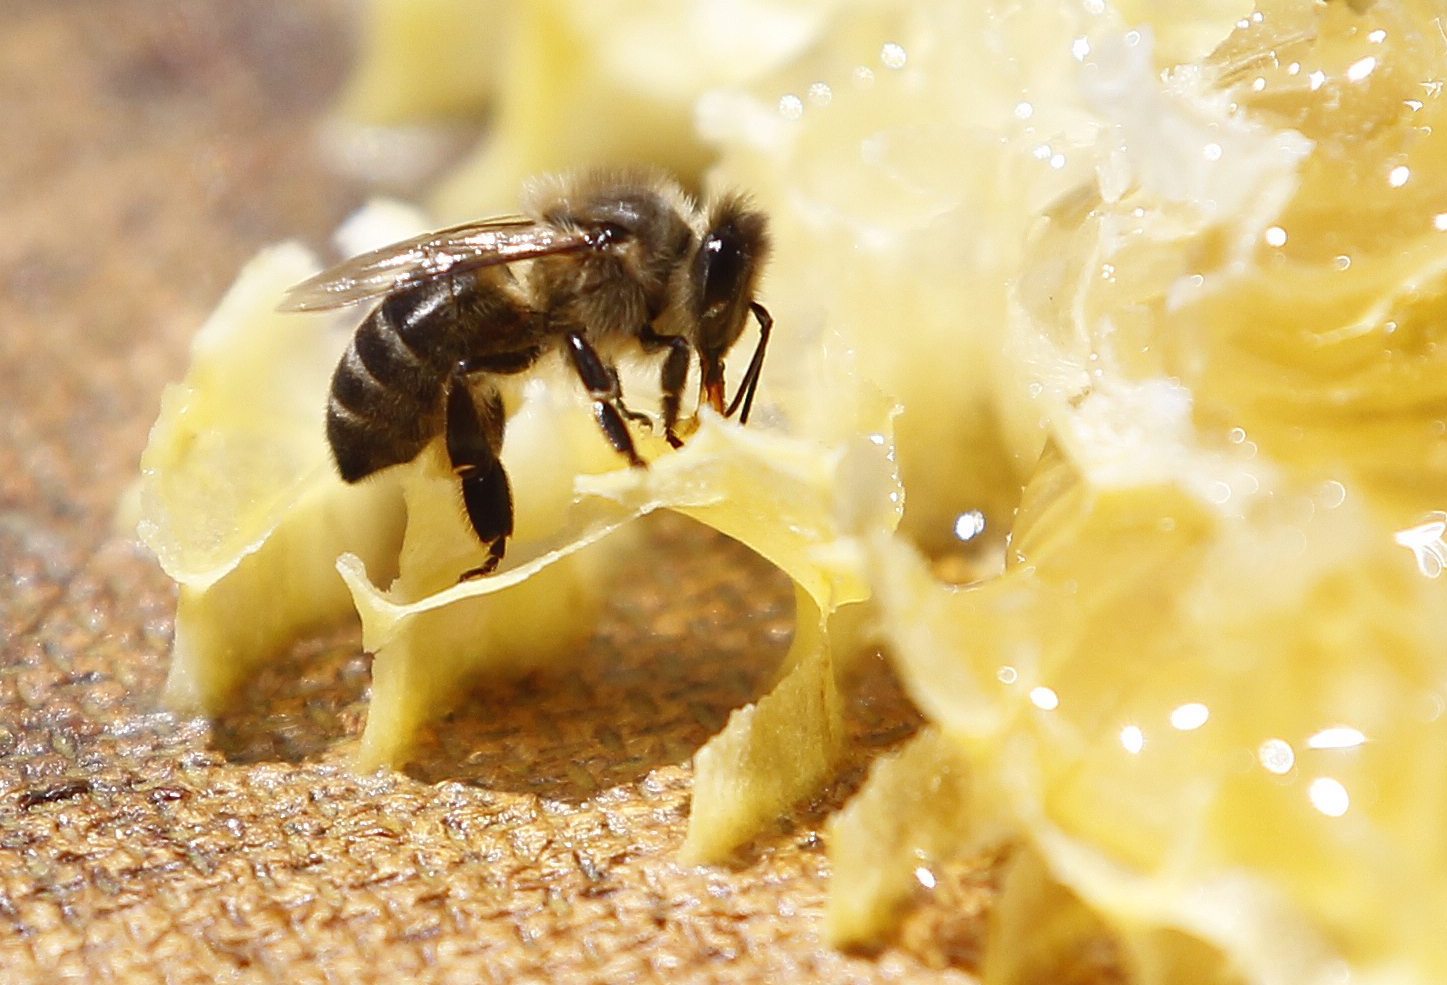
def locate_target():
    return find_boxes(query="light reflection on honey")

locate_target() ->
[844,2,1447,980]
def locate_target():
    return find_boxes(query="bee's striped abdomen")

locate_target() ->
[327,285,459,482]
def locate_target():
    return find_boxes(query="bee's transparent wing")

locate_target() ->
[278,217,593,312]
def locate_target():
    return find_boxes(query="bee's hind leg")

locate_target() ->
[445,369,513,580]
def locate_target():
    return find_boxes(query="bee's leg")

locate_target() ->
[563,332,646,467]
[615,399,654,431]
[446,370,513,580]
[638,325,691,448]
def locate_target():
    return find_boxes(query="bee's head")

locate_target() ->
[690,195,770,413]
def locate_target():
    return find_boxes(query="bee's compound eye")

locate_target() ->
[699,231,746,314]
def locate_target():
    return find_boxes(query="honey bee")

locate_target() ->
[280,169,772,578]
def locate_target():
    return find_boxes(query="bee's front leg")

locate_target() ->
[639,325,690,448]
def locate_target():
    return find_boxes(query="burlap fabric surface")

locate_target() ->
[0,3,1010,981]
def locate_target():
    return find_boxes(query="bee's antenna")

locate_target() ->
[725,302,772,424]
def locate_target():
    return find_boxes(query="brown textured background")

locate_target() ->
[0,3,996,981]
